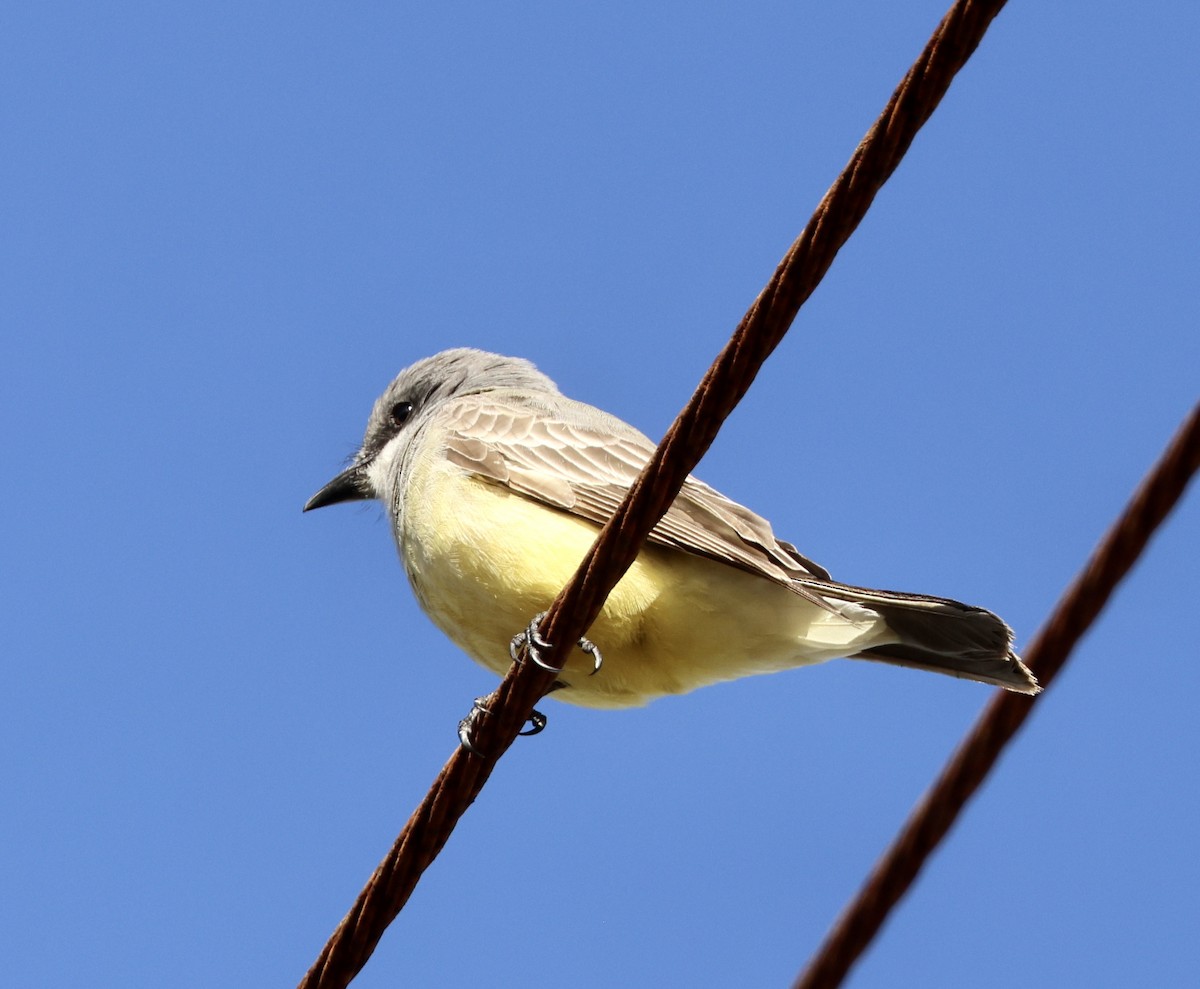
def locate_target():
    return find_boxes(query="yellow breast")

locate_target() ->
[396,456,887,708]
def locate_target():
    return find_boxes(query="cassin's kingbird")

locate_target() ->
[305,349,1038,706]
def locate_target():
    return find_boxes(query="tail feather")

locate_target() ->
[853,642,1039,693]
[800,579,1040,694]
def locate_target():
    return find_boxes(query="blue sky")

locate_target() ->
[3,3,1197,986]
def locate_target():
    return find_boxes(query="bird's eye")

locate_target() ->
[388,401,413,426]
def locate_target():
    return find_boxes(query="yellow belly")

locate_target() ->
[398,460,888,708]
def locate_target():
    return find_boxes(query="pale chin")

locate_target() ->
[366,439,404,506]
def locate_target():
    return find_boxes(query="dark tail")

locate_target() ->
[802,580,1040,694]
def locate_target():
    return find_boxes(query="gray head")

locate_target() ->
[304,348,560,512]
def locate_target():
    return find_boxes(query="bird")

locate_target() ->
[305,348,1038,709]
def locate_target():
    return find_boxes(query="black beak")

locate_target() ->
[303,464,372,512]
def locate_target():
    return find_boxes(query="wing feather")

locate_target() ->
[435,392,832,586]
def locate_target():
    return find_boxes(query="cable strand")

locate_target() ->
[792,402,1200,989]
[299,1,1029,984]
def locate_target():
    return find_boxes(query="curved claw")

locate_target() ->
[518,708,548,736]
[510,611,559,671]
[526,642,560,672]
[577,635,603,676]
[457,697,491,755]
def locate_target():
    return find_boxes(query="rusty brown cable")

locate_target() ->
[792,401,1200,989]
[299,1,1013,985]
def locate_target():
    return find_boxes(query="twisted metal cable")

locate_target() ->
[299,1,1014,985]
[793,401,1200,989]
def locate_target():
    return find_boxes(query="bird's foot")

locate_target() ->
[457,697,547,755]
[509,611,603,675]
